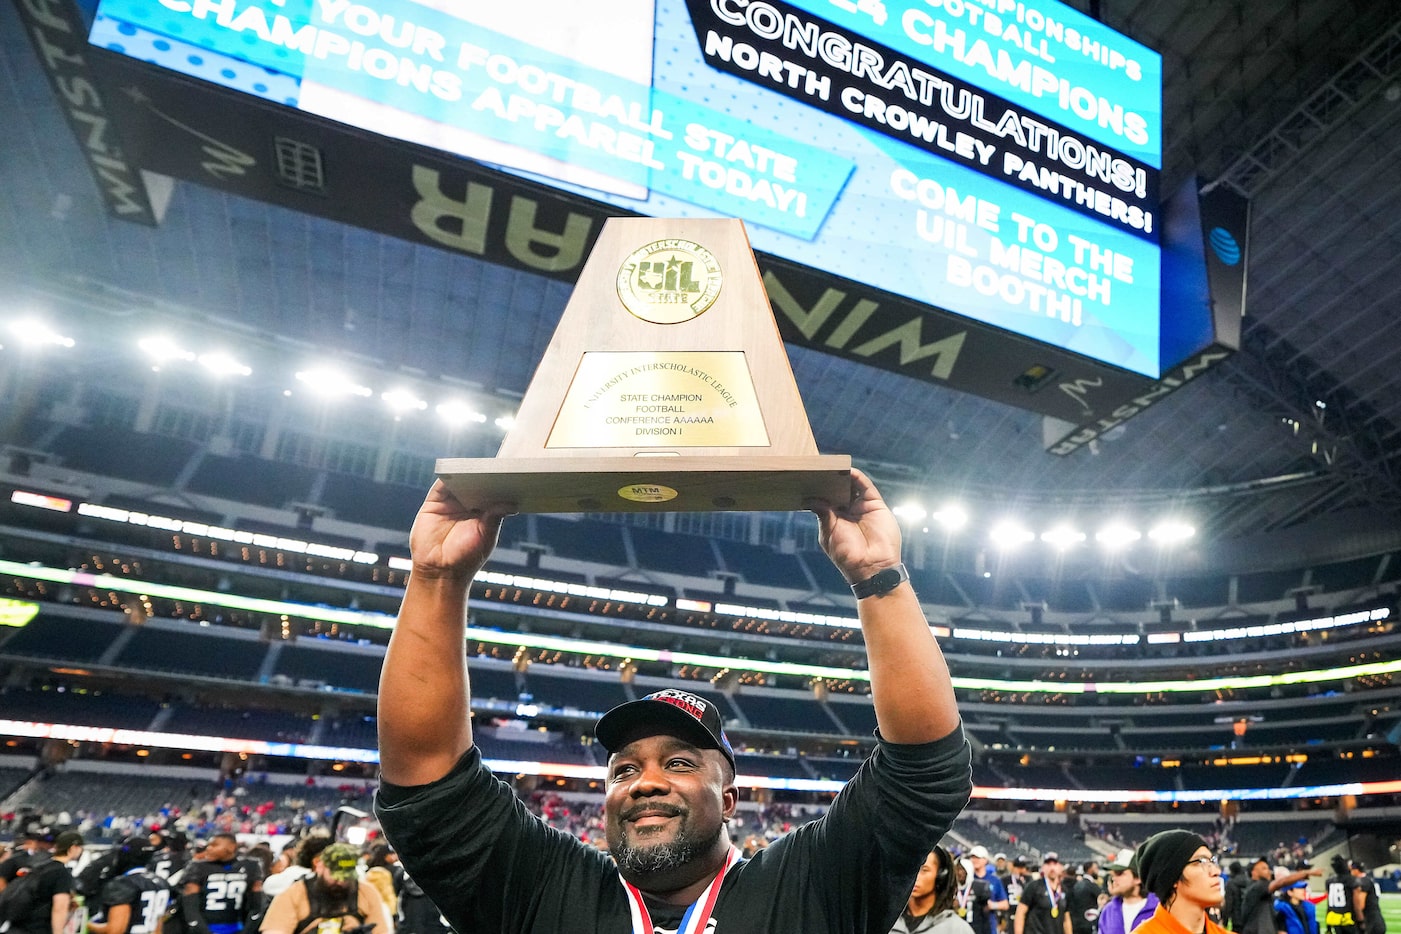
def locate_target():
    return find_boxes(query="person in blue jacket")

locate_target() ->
[1274,879,1320,934]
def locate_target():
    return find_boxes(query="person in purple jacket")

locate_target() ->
[1099,849,1158,934]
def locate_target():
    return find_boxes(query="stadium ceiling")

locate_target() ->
[1,1,1400,553]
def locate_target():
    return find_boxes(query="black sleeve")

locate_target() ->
[376,746,622,934]
[1241,882,1270,921]
[760,723,973,934]
[182,862,209,891]
[241,860,265,886]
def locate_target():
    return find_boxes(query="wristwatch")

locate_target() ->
[850,563,909,599]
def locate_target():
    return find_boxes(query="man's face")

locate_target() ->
[1043,861,1062,883]
[1108,868,1139,898]
[1251,861,1271,882]
[604,733,736,887]
[910,851,941,900]
[207,837,237,862]
[1175,848,1224,909]
[315,861,351,892]
[972,855,988,876]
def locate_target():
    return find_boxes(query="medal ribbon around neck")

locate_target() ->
[957,872,973,915]
[622,847,741,934]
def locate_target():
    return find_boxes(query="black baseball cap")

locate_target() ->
[596,689,736,771]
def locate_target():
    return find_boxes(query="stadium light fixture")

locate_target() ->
[138,335,195,365]
[1040,525,1086,548]
[989,521,1034,549]
[931,504,969,531]
[381,388,428,415]
[1095,523,1142,548]
[892,503,927,522]
[295,368,372,398]
[197,351,252,377]
[436,400,488,426]
[1149,520,1195,545]
[10,319,75,349]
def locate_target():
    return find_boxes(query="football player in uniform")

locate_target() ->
[148,832,192,883]
[181,833,265,934]
[88,837,174,934]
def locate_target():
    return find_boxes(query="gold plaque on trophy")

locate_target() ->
[436,217,851,513]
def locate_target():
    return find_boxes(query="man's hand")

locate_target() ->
[808,468,901,584]
[408,481,513,580]
[378,483,515,786]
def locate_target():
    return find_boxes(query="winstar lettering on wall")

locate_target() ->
[154,0,463,101]
[1048,349,1233,455]
[678,123,807,217]
[19,0,157,221]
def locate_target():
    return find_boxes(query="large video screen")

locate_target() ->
[91,0,1163,375]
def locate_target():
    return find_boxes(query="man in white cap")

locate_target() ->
[1097,848,1156,934]
[968,846,1010,934]
[375,469,973,934]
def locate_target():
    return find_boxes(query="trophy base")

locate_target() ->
[436,455,853,513]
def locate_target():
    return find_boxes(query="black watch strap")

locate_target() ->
[850,563,909,599]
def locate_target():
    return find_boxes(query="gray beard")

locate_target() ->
[612,820,723,882]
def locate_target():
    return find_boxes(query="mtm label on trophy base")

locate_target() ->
[547,351,769,449]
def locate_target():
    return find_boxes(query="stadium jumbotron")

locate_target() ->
[1,0,1400,875]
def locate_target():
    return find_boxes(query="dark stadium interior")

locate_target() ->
[2,0,1401,868]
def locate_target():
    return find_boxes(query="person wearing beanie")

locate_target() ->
[1129,830,1225,934]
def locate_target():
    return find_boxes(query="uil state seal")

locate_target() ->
[616,238,723,324]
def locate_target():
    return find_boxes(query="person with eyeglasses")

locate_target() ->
[1131,832,1227,934]
[1132,833,1318,934]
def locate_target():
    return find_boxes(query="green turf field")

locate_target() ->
[1381,892,1400,932]
[1314,892,1401,932]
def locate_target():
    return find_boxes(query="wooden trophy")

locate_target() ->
[436,217,852,513]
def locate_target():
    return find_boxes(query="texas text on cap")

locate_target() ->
[595,689,736,770]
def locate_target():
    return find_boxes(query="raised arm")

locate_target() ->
[377,481,511,786]
[810,468,960,745]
